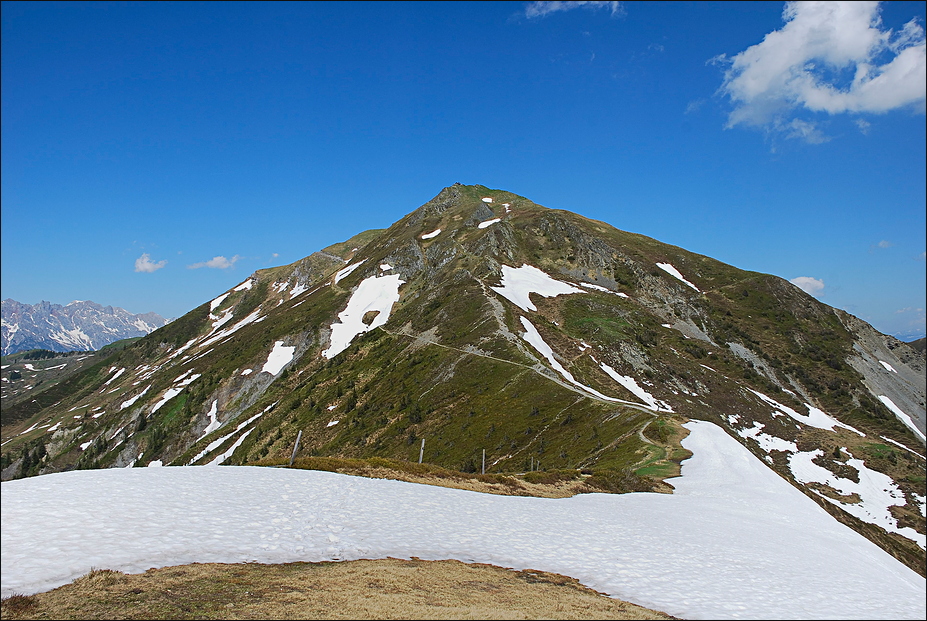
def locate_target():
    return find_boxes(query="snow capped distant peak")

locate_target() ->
[2,299,168,355]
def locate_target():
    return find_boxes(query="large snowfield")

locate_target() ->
[2,421,924,620]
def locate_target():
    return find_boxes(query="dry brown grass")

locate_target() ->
[259,457,675,498]
[1,558,677,620]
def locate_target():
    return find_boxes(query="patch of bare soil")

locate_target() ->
[1,558,677,620]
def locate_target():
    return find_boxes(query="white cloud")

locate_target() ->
[525,1,623,19]
[877,240,893,248]
[134,253,167,273]
[717,1,926,141]
[790,276,825,295]
[187,255,241,270]
[685,99,706,114]
[781,118,830,143]
[855,118,872,133]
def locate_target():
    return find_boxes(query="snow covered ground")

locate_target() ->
[2,421,924,620]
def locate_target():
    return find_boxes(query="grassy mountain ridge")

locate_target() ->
[2,184,924,574]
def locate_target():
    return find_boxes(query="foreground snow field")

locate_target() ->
[2,421,924,620]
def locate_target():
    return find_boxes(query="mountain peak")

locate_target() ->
[1,299,169,356]
[3,186,925,576]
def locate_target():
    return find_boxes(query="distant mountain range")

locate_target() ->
[1,299,169,356]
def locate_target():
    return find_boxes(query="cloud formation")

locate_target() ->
[524,1,623,19]
[790,276,825,295]
[187,255,241,270]
[134,253,167,273]
[716,1,926,141]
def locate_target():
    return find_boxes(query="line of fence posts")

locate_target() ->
[286,434,507,476]
[417,439,488,476]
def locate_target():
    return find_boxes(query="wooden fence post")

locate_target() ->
[289,430,303,466]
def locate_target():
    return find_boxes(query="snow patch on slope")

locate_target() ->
[878,395,926,441]
[151,373,201,414]
[598,362,674,412]
[209,293,230,312]
[323,274,405,360]
[655,263,700,292]
[102,368,125,387]
[790,449,925,548]
[195,401,221,443]
[737,421,798,454]
[578,282,628,298]
[749,389,864,435]
[519,318,621,403]
[334,260,365,284]
[261,341,295,376]
[120,385,151,411]
[878,360,898,373]
[491,264,584,312]
[188,407,271,465]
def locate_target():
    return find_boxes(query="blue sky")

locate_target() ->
[2,1,925,340]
